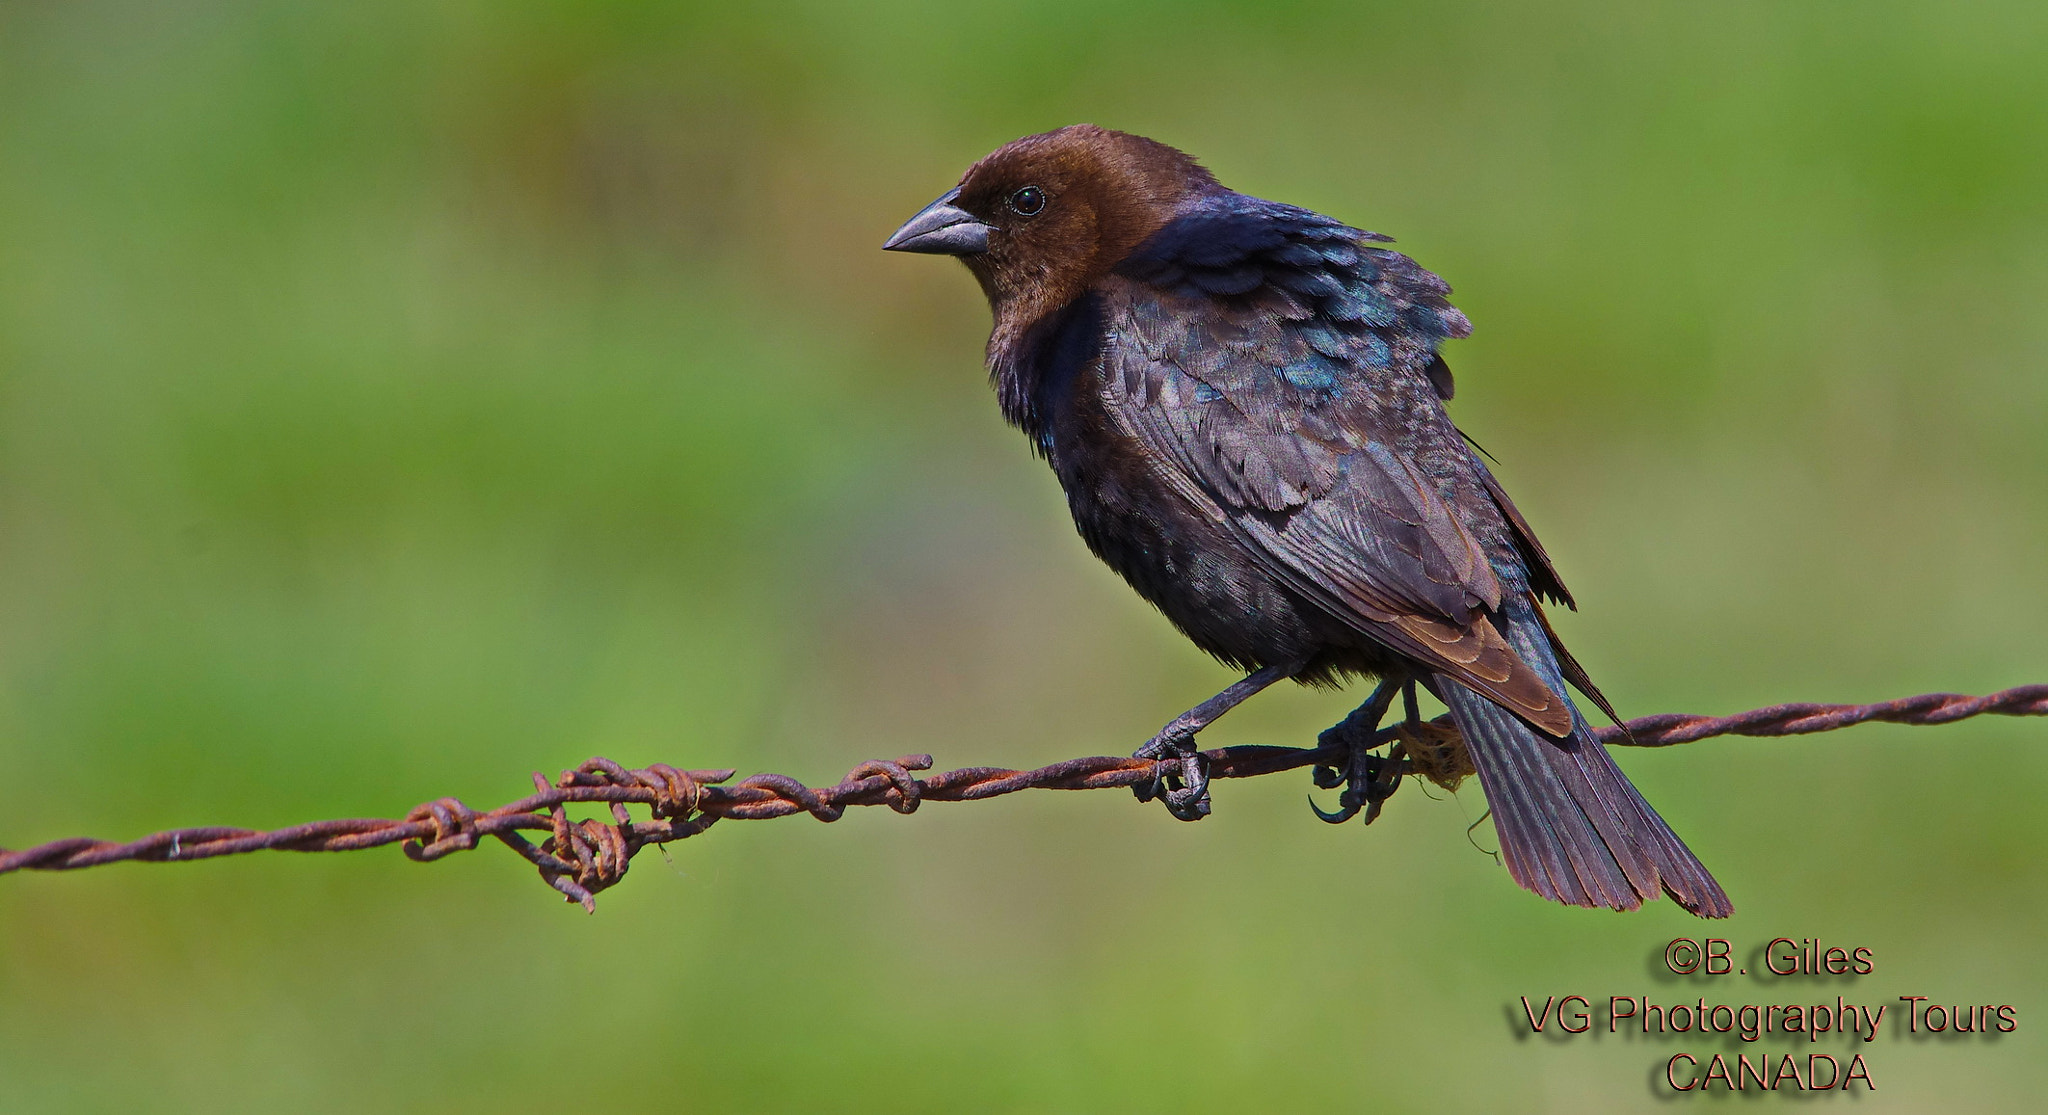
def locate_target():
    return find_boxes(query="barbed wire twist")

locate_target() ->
[3,684,2044,910]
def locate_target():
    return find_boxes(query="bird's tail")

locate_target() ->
[1432,603,1732,917]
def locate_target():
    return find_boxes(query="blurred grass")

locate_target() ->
[2,0,2045,1110]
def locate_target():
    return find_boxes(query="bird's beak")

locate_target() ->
[882,187,991,255]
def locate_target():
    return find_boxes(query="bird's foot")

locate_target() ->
[1309,699,1406,825]
[1132,728,1210,822]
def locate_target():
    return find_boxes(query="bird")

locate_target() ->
[882,124,1730,916]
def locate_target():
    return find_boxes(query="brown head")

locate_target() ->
[884,125,1222,339]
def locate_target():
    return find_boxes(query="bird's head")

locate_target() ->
[884,125,1220,331]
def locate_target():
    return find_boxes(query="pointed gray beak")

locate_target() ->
[883,187,991,255]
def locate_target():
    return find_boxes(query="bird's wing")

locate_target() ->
[1100,198,1572,733]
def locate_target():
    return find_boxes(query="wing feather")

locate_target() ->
[1097,222,1572,735]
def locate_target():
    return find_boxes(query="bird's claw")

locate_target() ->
[1133,730,1210,821]
[1308,723,1403,825]
[1308,792,1360,824]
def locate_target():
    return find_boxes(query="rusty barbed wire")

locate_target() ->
[2,684,2044,909]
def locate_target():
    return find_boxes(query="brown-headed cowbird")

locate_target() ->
[884,125,1728,916]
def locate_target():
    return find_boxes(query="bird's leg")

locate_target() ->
[1133,662,1299,821]
[1309,677,1414,824]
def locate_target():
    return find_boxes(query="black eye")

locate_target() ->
[1008,186,1046,216]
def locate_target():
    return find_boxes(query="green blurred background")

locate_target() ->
[2,1,2044,1110]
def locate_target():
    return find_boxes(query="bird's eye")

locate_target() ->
[1008,186,1046,217]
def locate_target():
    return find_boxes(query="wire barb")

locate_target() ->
[3,684,2044,908]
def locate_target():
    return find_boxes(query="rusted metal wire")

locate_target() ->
[3,684,2043,910]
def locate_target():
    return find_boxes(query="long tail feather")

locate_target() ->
[1433,603,1732,917]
